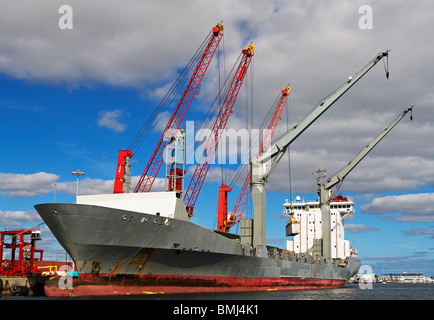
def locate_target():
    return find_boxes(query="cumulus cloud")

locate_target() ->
[0,171,168,198]
[345,224,379,233]
[97,109,127,132]
[1,0,434,203]
[57,174,166,195]
[0,172,59,197]
[0,172,110,198]
[361,255,434,275]
[0,210,42,227]
[403,229,434,239]
[55,178,114,196]
[360,193,434,222]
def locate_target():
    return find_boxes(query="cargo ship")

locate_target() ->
[35,191,361,297]
[34,24,394,297]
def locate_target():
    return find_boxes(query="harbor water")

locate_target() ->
[139,282,434,300]
[1,282,433,300]
[2,283,432,319]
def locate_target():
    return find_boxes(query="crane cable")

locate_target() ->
[222,91,282,188]
[383,53,389,79]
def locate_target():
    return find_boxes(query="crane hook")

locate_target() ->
[384,54,389,79]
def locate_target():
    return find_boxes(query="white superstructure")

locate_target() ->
[285,195,354,259]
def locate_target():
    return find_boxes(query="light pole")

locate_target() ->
[72,169,85,197]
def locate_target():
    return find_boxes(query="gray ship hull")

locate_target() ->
[35,203,360,296]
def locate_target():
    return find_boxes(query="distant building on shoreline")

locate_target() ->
[349,272,434,284]
[378,273,434,283]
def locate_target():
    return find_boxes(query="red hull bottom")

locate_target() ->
[44,274,346,297]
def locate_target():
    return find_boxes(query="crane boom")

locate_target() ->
[184,44,255,217]
[257,50,390,171]
[128,23,224,193]
[318,105,413,259]
[249,50,391,257]
[220,86,291,232]
[324,105,414,194]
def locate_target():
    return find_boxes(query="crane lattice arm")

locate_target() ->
[113,23,225,194]
[220,86,290,232]
[184,44,255,217]
[134,23,224,193]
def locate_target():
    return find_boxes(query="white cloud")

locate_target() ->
[55,178,114,196]
[361,193,434,222]
[0,172,59,197]
[344,224,379,233]
[1,0,434,203]
[0,209,42,226]
[151,110,171,133]
[97,109,127,132]
[403,229,434,239]
[0,171,168,199]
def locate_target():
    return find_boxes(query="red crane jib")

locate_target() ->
[220,86,290,232]
[132,24,224,193]
[184,45,255,217]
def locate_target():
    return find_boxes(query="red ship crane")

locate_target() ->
[113,22,225,194]
[218,85,291,232]
[184,44,255,217]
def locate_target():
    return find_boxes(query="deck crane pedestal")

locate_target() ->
[183,44,255,217]
[249,50,390,257]
[113,22,224,194]
[317,105,413,259]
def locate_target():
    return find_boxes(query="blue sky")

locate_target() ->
[1,0,433,277]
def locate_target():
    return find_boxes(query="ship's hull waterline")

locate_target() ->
[35,203,360,297]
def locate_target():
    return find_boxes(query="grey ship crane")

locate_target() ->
[317,105,413,259]
[249,50,390,257]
